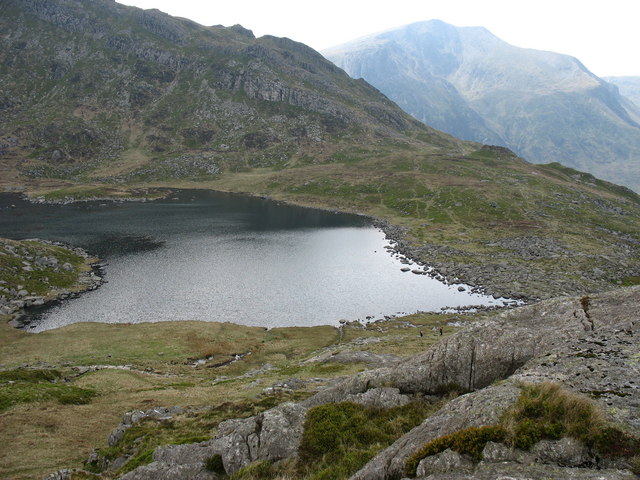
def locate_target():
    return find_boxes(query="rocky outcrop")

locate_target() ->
[350,288,640,480]
[0,238,103,326]
[412,463,637,479]
[114,287,639,479]
[108,406,187,447]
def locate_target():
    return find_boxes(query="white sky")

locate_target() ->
[116,0,639,77]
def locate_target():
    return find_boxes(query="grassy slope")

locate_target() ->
[0,285,465,479]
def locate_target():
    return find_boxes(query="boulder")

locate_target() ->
[117,462,217,480]
[531,437,592,467]
[210,402,308,474]
[416,449,474,477]
[345,387,411,409]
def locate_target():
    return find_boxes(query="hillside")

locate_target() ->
[0,0,453,186]
[606,76,640,107]
[324,20,640,191]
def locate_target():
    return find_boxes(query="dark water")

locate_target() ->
[0,190,508,331]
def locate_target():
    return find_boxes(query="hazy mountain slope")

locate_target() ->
[605,76,640,107]
[0,0,457,183]
[324,20,640,191]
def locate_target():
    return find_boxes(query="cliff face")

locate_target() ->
[324,20,640,191]
[0,0,448,182]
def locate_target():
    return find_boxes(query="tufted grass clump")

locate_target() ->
[297,400,439,480]
[501,382,599,449]
[229,460,275,479]
[404,425,505,477]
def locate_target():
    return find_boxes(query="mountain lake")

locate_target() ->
[0,189,511,331]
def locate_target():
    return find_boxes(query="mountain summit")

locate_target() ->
[324,20,640,191]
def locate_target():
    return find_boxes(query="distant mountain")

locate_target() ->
[605,76,640,108]
[0,0,456,184]
[324,20,640,191]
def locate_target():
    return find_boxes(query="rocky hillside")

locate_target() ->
[324,20,640,191]
[606,76,640,108]
[47,286,639,479]
[0,0,452,184]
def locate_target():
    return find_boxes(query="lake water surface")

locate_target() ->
[0,190,508,331]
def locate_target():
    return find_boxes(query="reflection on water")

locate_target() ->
[0,190,509,331]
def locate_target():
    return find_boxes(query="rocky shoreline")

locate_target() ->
[0,238,105,329]
[372,219,533,302]
[372,218,640,302]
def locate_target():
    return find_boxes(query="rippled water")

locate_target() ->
[0,190,508,330]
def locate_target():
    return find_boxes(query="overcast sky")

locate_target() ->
[116,0,639,77]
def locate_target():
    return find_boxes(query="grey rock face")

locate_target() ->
[606,76,640,107]
[416,449,474,477]
[313,292,621,406]
[480,441,512,463]
[345,387,411,409]
[210,402,308,474]
[413,463,638,479]
[152,441,217,465]
[117,462,217,480]
[531,438,592,467]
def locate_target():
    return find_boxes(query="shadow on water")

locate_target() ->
[84,234,166,257]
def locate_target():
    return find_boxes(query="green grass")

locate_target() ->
[0,238,88,296]
[0,368,96,412]
[295,401,440,480]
